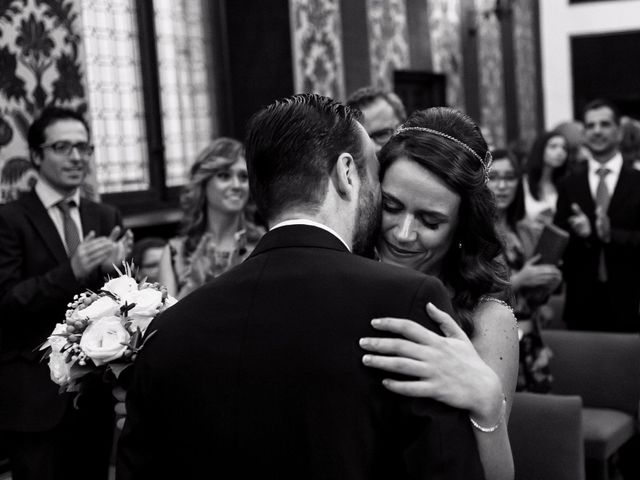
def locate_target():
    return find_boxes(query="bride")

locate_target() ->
[360,107,518,480]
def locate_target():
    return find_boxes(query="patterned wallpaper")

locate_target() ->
[0,0,101,200]
[427,0,465,110]
[475,0,506,149]
[0,0,86,163]
[366,0,410,91]
[512,0,539,144]
[289,0,346,100]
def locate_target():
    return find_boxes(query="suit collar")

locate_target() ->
[79,199,100,237]
[609,166,635,213]
[250,224,351,258]
[270,218,351,252]
[34,179,81,210]
[21,191,68,263]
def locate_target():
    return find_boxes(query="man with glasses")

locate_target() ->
[0,107,131,480]
[347,86,406,152]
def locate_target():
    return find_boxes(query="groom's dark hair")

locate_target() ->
[245,93,364,224]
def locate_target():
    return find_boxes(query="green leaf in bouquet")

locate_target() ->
[109,362,133,379]
[38,345,53,363]
[101,289,119,302]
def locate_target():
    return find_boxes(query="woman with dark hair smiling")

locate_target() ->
[523,131,569,224]
[360,107,518,480]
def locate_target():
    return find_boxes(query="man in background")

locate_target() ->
[0,107,132,480]
[347,86,406,152]
[554,98,640,332]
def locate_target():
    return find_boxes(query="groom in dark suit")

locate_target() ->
[555,99,640,332]
[0,107,131,480]
[117,94,484,479]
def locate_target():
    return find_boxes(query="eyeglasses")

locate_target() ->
[369,128,396,146]
[41,141,95,156]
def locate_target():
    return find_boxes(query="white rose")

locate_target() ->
[102,275,139,300]
[79,316,130,366]
[72,296,119,321]
[48,350,72,386]
[126,288,164,333]
[127,288,163,317]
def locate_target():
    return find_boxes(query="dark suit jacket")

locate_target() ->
[0,191,121,431]
[554,165,640,331]
[117,225,485,480]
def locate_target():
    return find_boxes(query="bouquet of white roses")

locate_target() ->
[41,263,176,392]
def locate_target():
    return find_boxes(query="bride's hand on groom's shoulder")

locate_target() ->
[359,303,503,420]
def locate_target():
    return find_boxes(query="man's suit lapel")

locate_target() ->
[609,167,634,214]
[22,192,68,263]
[574,169,595,217]
[79,199,101,238]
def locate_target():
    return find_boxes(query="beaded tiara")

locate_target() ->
[393,126,493,182]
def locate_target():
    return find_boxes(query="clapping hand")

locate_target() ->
[595,206,611,243]
[511,254,562,292]
[568,203,591,238]
[100,227,135,272]
[71,231,119,279]
[359,303,504,424]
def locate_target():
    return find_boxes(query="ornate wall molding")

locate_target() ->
[476,0,506,149]
[427,0,465,110]
[366,0,409,91]
[289,0,345,100]
[513,0,538,144]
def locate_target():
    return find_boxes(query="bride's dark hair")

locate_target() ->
[378,107,510,334]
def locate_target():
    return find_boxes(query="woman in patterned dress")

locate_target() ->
[360,108,518,480]
[157,138,264,299]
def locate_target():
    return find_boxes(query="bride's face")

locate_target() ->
[377,157,460,276]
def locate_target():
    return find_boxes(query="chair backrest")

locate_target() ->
[509,392,585,480]
[542,330,640,415]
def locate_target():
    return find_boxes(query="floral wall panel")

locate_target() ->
[427,0,464,109]
[366,0,410,91]
[0,0,87,165]
[476,0,506,149]
[289,0,346,100]
[513,0,539,145]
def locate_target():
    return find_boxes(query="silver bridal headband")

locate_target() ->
[393,126,494,182]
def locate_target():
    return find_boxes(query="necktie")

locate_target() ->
[595,167,610,282]
[57,199,81,256]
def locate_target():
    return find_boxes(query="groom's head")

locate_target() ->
[245,94,381,253]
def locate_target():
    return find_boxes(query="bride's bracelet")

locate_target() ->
[469,395,507,433]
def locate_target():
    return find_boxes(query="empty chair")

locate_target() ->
[542,330,640,480]
[509,392,585,480]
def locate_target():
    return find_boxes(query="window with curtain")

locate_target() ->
[80,0,216,202]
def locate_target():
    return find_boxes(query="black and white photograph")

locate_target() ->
[0,1,639,479]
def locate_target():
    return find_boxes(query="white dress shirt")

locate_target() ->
[35,180,83,253]
[270,219,351,252]
[587,152,623,201]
